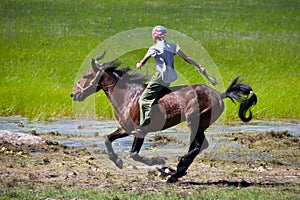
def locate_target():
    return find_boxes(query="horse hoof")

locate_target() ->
[108,154,123,169]
[115,158,123,169]
[167,176,178,183]
[157,166,176,177]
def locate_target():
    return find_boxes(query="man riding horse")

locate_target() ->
[71,27,257,183]
[132,25,217,138]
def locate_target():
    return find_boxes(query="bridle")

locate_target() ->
[76,60,119,93]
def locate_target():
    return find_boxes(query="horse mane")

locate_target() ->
[102,59,149,85]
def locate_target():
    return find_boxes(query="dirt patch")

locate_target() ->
[0,130,44,145]
[0,129,299,198]
[0,130,66,155]
[30,130,62,137]
[220,130,299,154]
[151,134,177,144]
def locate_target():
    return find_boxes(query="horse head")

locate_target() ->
[70,51,119,101]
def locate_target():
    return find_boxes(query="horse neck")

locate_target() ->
[103,83,143,111]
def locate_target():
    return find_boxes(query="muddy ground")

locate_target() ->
[0,129,299,198]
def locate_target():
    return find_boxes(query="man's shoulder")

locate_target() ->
[148,42,164,51]
[164,42,179,53]
[166,42,178,47]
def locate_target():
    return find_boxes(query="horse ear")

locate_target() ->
[96,51,107,61]
[91,59,98,71]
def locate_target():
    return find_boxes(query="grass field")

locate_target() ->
[2,186,298,200]
[0,0,299,121]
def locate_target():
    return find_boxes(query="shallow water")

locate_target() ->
[0,116,299,162]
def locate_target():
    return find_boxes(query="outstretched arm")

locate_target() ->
[177,50,218,85]
[177,50,206,74]
[136,55,151,69]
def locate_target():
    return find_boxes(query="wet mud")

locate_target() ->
[0,127,299,198]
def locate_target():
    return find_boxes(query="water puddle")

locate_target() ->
[0,116,299,165]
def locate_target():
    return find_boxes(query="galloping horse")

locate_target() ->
[71,53,257,183]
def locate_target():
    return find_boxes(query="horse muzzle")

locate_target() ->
[70,92,84,102]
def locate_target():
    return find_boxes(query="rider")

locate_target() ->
[132,25,208,138]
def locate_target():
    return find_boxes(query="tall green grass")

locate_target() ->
[0,0,299,120]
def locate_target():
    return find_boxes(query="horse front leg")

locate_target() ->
[105,128,129,169]
[130,137,166,166]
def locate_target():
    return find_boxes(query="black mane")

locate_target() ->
[102,59,149,85]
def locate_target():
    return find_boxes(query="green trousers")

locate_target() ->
[138,72,169,127]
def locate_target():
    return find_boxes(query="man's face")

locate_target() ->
[152,34,156,42]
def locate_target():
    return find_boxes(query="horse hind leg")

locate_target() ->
[130,137,166,166]
[168,118,208,183]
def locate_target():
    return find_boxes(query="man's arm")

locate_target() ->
[177,50,218,85]
[177,50,206,74]
[136,55,151,69]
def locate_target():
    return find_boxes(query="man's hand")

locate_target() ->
[199,67,207,75]
[199,66,218,86]
[136,62,143,69]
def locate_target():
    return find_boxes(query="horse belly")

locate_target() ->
[149,94,185,131]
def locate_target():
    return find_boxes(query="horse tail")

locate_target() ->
[221,76,258,122]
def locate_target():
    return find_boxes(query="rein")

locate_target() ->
[77,64,119,93]
[101,79,117,91]
[98,69,120,91]
[76,70,102,93]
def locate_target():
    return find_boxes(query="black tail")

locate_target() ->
[222,76,258,122]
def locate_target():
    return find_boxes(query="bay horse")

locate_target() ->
[71,53,257,183]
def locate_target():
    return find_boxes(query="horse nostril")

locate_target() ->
[70,93,73,98]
